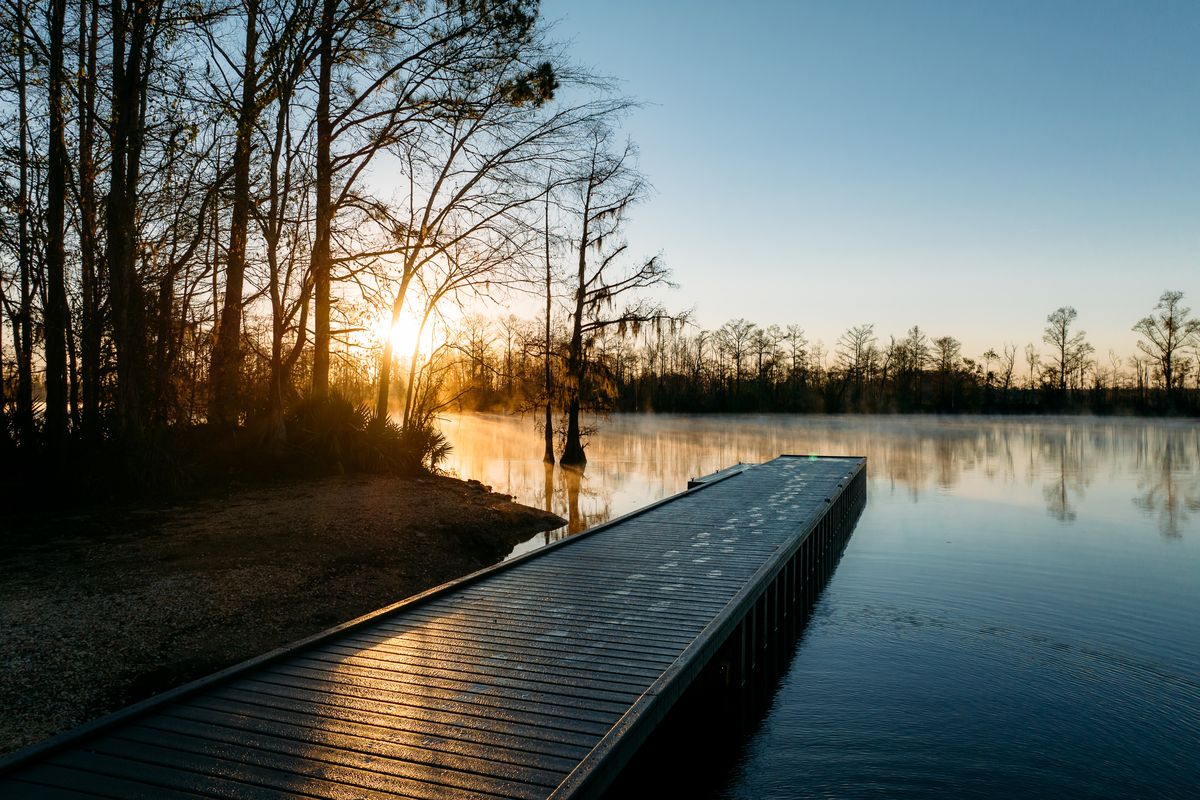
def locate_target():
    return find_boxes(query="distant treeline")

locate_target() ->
[432,292,1200,419]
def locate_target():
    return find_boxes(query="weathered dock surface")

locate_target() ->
[0,455,866,800]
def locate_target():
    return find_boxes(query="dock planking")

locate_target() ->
[0,455,866,799]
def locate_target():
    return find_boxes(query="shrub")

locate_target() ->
[285,393,451,475]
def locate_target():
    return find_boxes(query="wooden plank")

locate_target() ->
[371,618,690,661]
[80,736,505,800]
[274,657,640,711]
[398,591,712,626]
[391,606,706,646]
[400,598,720,636]
[3,769,154,800]
[303,645,653,694]
[416,585,725,623]
[386,610,705,652]
[294,646,646,703]
[200,687,594,757]
[8,762,217,800]
[50,749,312,800]
[117,722,556,799]
[398,590,729,624]
[343,629,672,678]
[343,630,667,681]
[248,670,623,731]
[167,700,580,773]
[479,563,753,590]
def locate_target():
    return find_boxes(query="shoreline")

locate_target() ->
[0,473,564,755]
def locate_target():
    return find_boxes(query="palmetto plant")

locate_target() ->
[286,393,450,474]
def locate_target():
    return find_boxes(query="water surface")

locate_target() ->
[440,413,1199,799]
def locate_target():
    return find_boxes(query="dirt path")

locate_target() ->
[0,474,564,755]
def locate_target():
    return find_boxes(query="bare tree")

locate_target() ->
[836,323,876,395]
[981,348,999,389]
[782,324,807,385]
[932,335,961,373]
[43,0,69,445]
[1107,350,1124,390]
[209,0,265,427]
[715,318,756,395]
[7,0,36,440]
[251,1,319,445]
[398,230,533,428]
[366,22,599,425]
[1133,290,1200,402]
[1000,343,1017,391]
[559,127,678,467]
[105,0,189,437]
[1024,343,1040,388]
[77,0,103,440]
[1043,306,1088,393]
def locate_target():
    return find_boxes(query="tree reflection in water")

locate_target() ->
[1133,432,1200,538]
[1039,427,1092,523]
[438,414,1199,547]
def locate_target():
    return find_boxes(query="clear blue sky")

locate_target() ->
[541,0,1199,359]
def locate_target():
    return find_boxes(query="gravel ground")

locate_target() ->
[0,473,563,755]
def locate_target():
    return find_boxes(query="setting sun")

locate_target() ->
[375,311,428,357]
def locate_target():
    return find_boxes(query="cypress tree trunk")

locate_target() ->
[78,0,102,441]
[44,0,70,445]
[107,0,151,439]
[14,0,34,441]
[310,0,335,399]
[560,293,587,467]
[543,188,555,464]
[209,0,259,426]
[561,395,585,467]
[560,174,591,468]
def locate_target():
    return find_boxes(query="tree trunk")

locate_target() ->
[78,0,102,441]
[263,68,297,451]
[560,179,591,468]
[150,272,176,424]
[310,0,335,399]
[209,0,259,426]
[15,0,34,441]
[44,0,70,445]
[108,0,151,439]
[400,307,431,429]
[543,186,554,464]
[561,395,585,467]
[373,271,413,424]
[67,312,80,431]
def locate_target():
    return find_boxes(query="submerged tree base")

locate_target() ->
[559,450,586,468]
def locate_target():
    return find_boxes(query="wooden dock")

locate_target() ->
[0,455,866,800]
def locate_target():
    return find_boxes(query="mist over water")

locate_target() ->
[442,413,1200,798]
[442,413,1199,542]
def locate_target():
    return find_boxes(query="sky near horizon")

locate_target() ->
[540,0,1199,360]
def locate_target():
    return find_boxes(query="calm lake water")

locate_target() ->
[440,413,1200,799]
